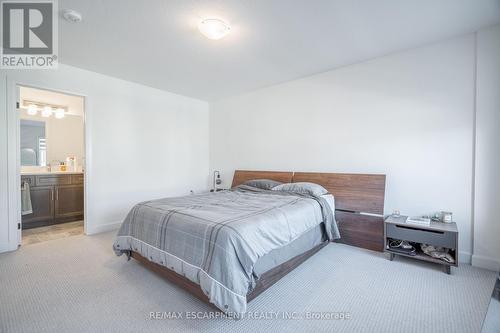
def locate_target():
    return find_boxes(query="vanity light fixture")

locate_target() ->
[54,108,65,119]
[198,18,231,40]
[41,106,52,117]
[27,104,38,116]
[22,100,69,119]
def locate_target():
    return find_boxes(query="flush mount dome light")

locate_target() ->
[198,18,230,40]
[63,9,82,23]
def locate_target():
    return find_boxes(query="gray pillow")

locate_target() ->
[243,179,283,190]
[272,182,328,196]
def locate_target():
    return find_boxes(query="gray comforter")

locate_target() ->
[113,185,339,315]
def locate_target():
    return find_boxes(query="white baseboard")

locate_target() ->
[472,254,500,271]
[86,221,122,235]
[459,251,472,264]
[0,242,18,253]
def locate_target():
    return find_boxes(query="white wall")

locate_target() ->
[473,25,500,271]
[2,31,497,270]
[210,35,476,262]
[0,64,210,252]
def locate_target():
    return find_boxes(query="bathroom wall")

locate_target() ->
[19,110,85,168]
[19,86,85,168]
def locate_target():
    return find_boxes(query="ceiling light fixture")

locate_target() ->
[27,104,38,116]
[54,108,65,119]
[198,18,230,40]
[42,106,52,117]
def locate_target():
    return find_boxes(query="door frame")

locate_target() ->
[7,79,90,249]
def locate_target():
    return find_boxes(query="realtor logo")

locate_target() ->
[1,0,58,68]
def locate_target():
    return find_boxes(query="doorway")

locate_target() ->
[16,85,86,246]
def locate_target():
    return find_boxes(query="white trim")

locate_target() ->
[470,32,478,262]
[5,79,90,252]
[472,254,500,271]
[0,242,18,253]
[6,78,20,250]
[82,94,90,236]
[86,221,121,235]
[458,251,472,264]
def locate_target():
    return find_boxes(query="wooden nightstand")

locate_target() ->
[384,215,459,274]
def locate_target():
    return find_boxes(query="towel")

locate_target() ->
[21,181,33,215]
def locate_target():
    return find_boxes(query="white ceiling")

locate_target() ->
[58,0,500,101]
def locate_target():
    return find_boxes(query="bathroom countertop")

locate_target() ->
[21,171,84,176]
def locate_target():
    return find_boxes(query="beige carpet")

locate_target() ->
[0,231,496,333]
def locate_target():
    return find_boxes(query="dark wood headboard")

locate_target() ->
[292,172,386,215]
[293,172,386,252]
[231,170,293,188]
[230,170,386,252]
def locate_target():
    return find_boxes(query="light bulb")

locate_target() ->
[198,18,231,40]
[55,108,65,119]
[27,104,38,115]
[41,106,52,117]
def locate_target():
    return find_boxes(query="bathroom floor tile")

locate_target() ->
[22,221,84,246]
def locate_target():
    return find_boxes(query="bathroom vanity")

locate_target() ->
[21,172,84,229]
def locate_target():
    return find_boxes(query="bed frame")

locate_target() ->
[292,172,386,252]
[130,170,386,309]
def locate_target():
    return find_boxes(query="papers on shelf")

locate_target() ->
[406,217,431,226]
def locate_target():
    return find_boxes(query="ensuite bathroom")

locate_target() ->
[18,86,85,245]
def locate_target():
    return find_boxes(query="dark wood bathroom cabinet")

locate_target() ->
[21,173,84,229]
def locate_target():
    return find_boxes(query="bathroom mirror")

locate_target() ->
[18,86,85,172]
[20,120,47,166]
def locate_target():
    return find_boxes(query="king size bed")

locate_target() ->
[113,170,386,315]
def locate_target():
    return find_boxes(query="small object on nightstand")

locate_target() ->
[406,216,431,226]
[212,170,222,192]
[441,211,453,223]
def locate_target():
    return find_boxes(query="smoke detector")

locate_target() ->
[63,9,82,23]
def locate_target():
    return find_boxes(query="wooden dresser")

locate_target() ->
[21,173,84,229]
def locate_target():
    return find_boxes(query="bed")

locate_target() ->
[113,170,386,315]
